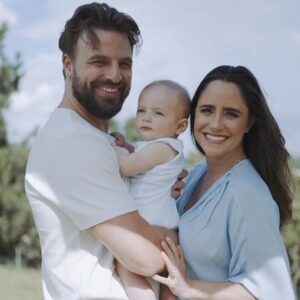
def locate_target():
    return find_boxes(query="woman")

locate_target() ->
[153,66,295,300]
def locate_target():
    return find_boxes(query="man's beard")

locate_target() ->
[72,70,130,119]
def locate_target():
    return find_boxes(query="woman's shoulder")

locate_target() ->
[226,159,279,218]
[228,160,264,188]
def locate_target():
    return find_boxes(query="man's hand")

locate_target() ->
[171,169,188,199]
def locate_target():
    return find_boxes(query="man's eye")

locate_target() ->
[120,62,132,69]
[92,60,106,66]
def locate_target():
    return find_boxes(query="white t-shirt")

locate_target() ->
[130,138,183,229]
[25,108,136,300]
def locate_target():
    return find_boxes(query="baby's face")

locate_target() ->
[136,86,184,141]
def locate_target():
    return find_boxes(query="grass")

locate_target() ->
[0,264,42,300]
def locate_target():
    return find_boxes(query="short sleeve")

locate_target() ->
[227,194,295,300]
[49,134,136,230]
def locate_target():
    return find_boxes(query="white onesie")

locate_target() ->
[130,137,184,229]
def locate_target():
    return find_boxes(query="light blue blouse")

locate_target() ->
[177,159,295,300]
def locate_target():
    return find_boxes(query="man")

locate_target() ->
[25,3,183,300]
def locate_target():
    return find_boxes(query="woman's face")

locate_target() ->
[194,80,251,161]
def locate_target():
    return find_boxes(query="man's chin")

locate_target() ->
[89,106,123,119]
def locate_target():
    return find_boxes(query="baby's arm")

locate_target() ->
[114,142,177,177]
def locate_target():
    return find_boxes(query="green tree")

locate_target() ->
[109,116,142,142]
[0,23,40,266]
[123,117,141,142]
[0,24,22,147]
[282,171,300,297]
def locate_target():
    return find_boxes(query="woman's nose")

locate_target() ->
[210,115,223,130]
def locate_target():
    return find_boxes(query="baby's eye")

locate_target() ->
[155,111,164,116]
[137,108,145,113]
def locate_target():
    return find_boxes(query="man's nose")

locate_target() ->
[106,62,122,83]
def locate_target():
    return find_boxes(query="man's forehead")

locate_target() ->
[76,29,131,52]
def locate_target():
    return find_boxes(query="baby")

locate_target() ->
[113,80,190,300]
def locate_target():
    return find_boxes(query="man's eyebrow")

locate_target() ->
[87,55,108,61]
[87,55,132,63]
[120,57,133,64]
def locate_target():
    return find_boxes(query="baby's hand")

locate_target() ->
[110,132,134,153]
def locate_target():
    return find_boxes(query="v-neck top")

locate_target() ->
[176,159,295,300]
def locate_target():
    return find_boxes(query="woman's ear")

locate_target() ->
[245,118,254,133]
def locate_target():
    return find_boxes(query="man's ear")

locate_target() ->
[175,118,188,135]
[62,54,73,79]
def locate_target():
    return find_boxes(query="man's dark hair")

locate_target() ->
[59,2,141,59]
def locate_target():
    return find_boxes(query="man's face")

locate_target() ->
[70,29,132,119]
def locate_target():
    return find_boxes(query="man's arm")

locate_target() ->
[114,142,177,177]
[89,211,175,277]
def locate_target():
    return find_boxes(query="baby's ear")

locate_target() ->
[176,118,188,135]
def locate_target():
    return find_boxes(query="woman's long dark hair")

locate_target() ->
[190,65,293,228]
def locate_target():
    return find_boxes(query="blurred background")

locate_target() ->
[0,0,299,299]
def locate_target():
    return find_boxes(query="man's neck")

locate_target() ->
[58,91,109,132]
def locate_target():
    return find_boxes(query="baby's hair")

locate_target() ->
[139,80,191,118]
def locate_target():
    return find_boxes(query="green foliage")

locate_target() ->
[0,23,22,147]
[108,118,120,133]
[283,177,300,296]
[0,264,42,300]
[124,117,141,141]
[290,156,300,169]
[0,23,40,266]
[283,202,300,295]
[185,151,204,170]
[109,116,142,142]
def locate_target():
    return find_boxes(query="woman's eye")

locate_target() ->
[225,111,239,119]
[199,108,212,115]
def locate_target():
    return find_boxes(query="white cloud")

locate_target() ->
[5,82,58,143]
[10,83,52,111]
[18,20,62,41]
[5,0,300,156]
[0,2,18,25]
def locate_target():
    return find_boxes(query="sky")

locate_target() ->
[1,0,300,157]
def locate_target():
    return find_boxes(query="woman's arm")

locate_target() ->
[153,237,256,300]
